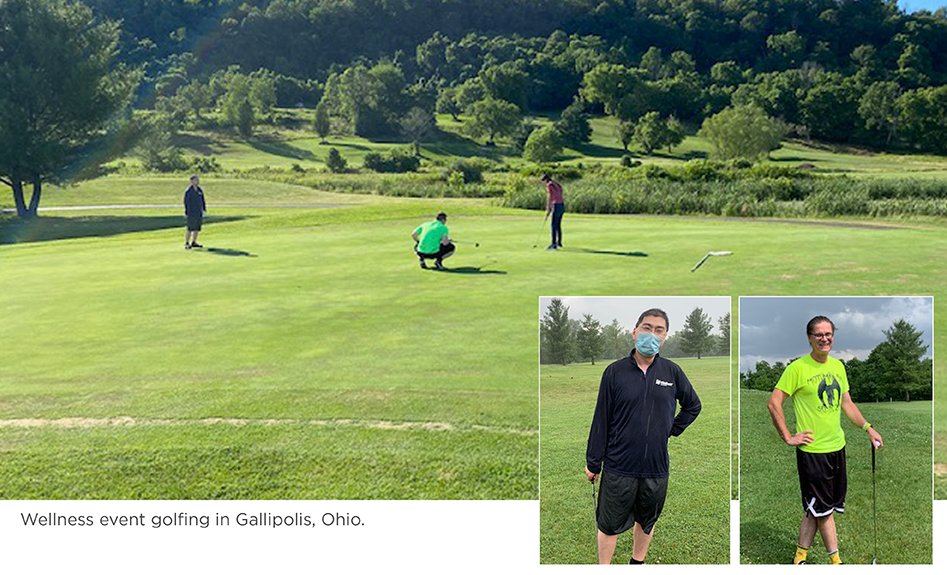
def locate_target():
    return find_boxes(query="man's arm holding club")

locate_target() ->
[841,392,883,448]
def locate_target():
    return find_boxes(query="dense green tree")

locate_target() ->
[325,147,347,173]
[576,314,604,365]
[221,74,252,128]
[868,319,931,402]
[176,81,213,123]
[859,81,901,145]
[600,319,630,360]
[480,60,530,110]
[464,98,522,145]
[800,76,862,142]
[436,87,462,121]
[540,298,573,365]
[553,98,592,147]
[897,86,947,153]
[679,307,714,359]
[236,99,254,138]
[633,112,684,155]
[314,100,331,143]
[581,63,649,121]
[0,0,138,218]
[617,120,635,152]
[717,313,731,356]
[523,125,562,163]
[699,105,787,161]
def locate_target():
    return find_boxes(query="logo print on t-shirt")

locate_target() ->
[817,375,841,408]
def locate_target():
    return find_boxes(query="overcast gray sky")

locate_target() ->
[739,296,933,372]
[539,296,731,338]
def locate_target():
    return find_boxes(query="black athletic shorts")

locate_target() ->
[416,242,455,260]
[186,214,203,231]
[797,447,847,517]
[595,472,668,536]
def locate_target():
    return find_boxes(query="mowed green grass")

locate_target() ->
[540,358,730,564]
[740,389,932,564]
[2,175,947,498]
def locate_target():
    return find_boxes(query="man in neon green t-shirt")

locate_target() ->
[767,315,884,565]
[411,212,455,270]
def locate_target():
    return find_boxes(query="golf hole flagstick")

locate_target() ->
[690,250,733,272]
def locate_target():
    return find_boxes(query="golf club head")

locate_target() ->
[871,557,877,564]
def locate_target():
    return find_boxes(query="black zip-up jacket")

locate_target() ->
[184,185,206,216]
[586,352,702,478]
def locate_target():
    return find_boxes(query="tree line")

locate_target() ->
[741,319,932,402]
[540,298,730,365]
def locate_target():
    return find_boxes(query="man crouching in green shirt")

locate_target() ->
[412,212,455,270]
[767,315,884,565]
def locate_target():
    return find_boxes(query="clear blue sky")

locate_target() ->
[899,0,947,12]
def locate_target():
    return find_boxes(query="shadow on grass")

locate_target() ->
[437,266,507,275]
[173,132,219,156]
[561,247,648,257]
[247,137,316,161]
[326,141,373,152]
[0,215,248,245]
[200,246,257,257]
[572,142,626,159]
[741,520,793,565]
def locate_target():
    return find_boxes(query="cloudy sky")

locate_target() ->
[739,296,933,372]
[539,296,731,338]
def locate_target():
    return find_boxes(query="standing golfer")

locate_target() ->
[585,308,702,564]
[767,315,884,565]
[411,212,455,270]
[184,174,206,249]
[542,173,564,250]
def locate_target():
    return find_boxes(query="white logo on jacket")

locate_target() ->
[655,378,674,387]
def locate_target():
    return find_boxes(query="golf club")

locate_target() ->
[871,439,879,564]
[690,250,733,272]
[532,213,550,248]
[591,476,597,518]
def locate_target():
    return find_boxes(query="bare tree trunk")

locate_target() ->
[27,176,42,216]
[11,177,29,218]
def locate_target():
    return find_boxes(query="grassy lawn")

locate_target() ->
[540,357,730,564]
[740,389,932,564]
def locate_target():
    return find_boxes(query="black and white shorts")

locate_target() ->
[797,447,847,517]
[595,471,668,536]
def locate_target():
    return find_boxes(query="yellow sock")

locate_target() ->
[793,546,809,564]
[828,549,843,565]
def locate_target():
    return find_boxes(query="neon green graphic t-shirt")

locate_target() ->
[414,220,449,254]
[775,354,850,454]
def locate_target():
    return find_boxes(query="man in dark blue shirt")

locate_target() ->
[184,174,207,249]
[585,308,702,564]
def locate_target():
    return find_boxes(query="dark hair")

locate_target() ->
[806,315,836,335]
[636,308,669,330]
[540,173,551,181]
[436,212,447,222]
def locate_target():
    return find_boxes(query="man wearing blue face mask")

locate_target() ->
[585,308,702,564]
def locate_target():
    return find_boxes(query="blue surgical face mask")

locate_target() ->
[635,332,662,357]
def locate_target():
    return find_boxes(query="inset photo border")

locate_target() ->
[738,296,933,565]
[538,296,731,565]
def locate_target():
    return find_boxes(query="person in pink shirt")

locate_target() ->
[542,173,565,250]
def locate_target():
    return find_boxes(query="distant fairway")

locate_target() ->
[540,357,730,564]
[1,174,946,498]
[740,389,932,564]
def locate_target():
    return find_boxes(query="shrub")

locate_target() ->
[326,148,348,173]
[188,156,222,173]
[446,157,493,183]
[363,149,420,173]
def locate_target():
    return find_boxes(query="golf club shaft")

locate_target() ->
[872,440,877,563]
